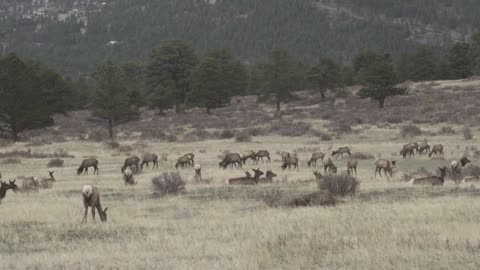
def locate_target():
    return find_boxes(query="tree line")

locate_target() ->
[2,35,480,141]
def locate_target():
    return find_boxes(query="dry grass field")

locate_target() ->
[2,83,480,269]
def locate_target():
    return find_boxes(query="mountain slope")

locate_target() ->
[1,0,479,74]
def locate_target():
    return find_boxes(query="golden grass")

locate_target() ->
[1,125,480,269]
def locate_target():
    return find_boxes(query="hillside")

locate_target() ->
[1,0,479,74]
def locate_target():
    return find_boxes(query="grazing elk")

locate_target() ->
[123,168,135,185]
[81,185,108,223]
[418,141,430,155]
[307,152,325,167]
[346,159,358,175]
[77,158,99,175]
[323,158,337,174]
[253,150,270,164]
[400,143,415,158]
[332,147,351,159]
[141,153,158,169]
[0,180,17,203]
[175,155,191,169]
[280,152,291,163]
[281,156,299,171]
[219,153,243,169]
[184,153,195,167]
[428,144,444,158]
[374,159,396,177]
[409,142,419,154]
[226,168,264,185]
[259,170,277,183]
[241,150,256,165]
[121,156,141,173]
[409,167,447,186]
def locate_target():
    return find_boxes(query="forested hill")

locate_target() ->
[1,0,479,74]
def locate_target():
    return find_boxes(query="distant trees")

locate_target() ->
[259,49,301,111]
[308,58,341,99]
[0,53,71,140]
[397,47,437,82]
[357,54,407,108]
[448,42,472,79]
[90,61,139,141]
[146,40,197,114]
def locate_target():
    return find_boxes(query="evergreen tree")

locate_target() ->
[91,61,139,141]
[308,58,341,99]
[397,47,437,82]
[206,48,248,97]
[470,33,480,75]
[0,54,67,140]
[146,40,197,114]
[358,54,407,109]
[448,42,472,79]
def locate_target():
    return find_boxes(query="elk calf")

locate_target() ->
[81,185,108,223]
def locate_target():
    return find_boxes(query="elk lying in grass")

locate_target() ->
[258,170,277,183]
[81,185,108,223]
[253,150,270,164]
[332,147,351,160]
[323,158,337,174]
[281,156,299,171]
[429,144,444,158]
[77,158,99,175]
[141,153,158,169]
[418,141,430,155]
[219,153,242,169]
[451,156,471,175]
[0,180,17,203]
[226,168,264,185]
[37,169,56,189]
[121,156,141,173]
[400,143,415,158]
[375,159,396,178]
[20,170,55,191]
[241,150,256,165]
[409,167,447,186]
[123,168,135,185]
[346,159,358,175]
[307,152,325,167]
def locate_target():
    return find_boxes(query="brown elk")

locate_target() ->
[429,144,444,158]
[81,185,108,223]
[346,159,358,175]
[0,180,17,203]
[226,168,264,185]
[307,152,325,167]
[121,156,141,173]
[409,167,447,186]
[141,153,158,169]
[123,168,135,185]
[241,150,256,165]
[332,147,351,159]
[323,158,337,174]
[409,142,419,154]
[451,156,471,175]
[184,153,195,167]
[175,155,191,169]
[400,143,415,158]
[37,169,56,189]
[281,156,299,171]
[418,141,430,155]
[253,150,270,164]
[219,153,242,169]
[280,152,291,163]
[258,170,277,183]
[375,159,396,177]
[77,158,99,175]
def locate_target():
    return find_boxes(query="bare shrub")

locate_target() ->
[439,126,456,135]
[331,122,353,135]
[311,130,332,141]
[53,148,75,158]
[151,172,186,196]
[464,126,473,140]
[47,158,64,167]
[88,129,108,142]
[400,125,422,138]
[244,127,267,137]
[105,141,120,149]
[118,145,133,153]
[270,120,311,137]
[235,132,252,142]
[318,175,359,197]
[184,129,211,141]
[167,134,177,142]
[219,129,235,139]
[266,191,336,207]
[2,158,21,165]
[350,152,374,160]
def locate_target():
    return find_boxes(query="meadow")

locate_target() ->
[1,80,480,269]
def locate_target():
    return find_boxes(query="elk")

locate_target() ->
[21,176,40,191]
[184,153,195,167]
[77,158,99,175]
[451,156,471,175]
[121,156,141,173]
[409,167,447,186]
[37,169,56,189]
[428,144,444,158]
[226,168,264,185]
[281,156,299,171]
[141,153,158,169]
[400,143,415,158]
[323,158,337,174]
[123,168,135,185]
[280,152,291,163]
[375,159,396,177]
[81,185,108,223]
[193,164,202,182]
[0,180,17,203]
[332,147,351,159]
[175,155,191,169]
[346,159,358,175]
[418,141,430,155]
[307,152,325,167]
[219,153,242,169]
[253,150,270,164]
[313,171,323,182]
[258,170,277,183]
[241,150,256,165]
[409,142,419,154]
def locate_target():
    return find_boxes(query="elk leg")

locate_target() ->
[82,206,88,224]
[91,207,96,223]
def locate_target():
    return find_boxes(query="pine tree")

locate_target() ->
[448,42,472,79]
[308,58,341,99]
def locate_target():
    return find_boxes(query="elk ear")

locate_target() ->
[104,207,108,213]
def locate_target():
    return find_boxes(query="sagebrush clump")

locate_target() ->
[151,172,186,196]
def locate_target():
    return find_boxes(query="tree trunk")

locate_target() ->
[320,89,326,99]
[276,99,281,112]
[206,107,211,115]
[378,98,385,109]
[108,119,114,141]
[175,80,184,114]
